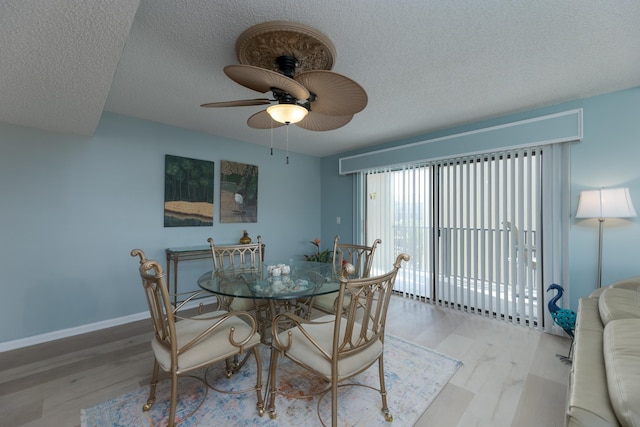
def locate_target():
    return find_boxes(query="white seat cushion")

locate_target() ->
[312,292,350,313]
[312,293,339,313]
[277,314,383,381]
[152,311,260,372]
[230,297,262,311]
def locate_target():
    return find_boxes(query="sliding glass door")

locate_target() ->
[365,148,541,326]
[366,165,434,300]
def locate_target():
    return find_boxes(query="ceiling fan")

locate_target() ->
[200,21,367,131]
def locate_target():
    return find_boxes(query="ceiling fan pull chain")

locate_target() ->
[270,119,274,156]
[286,125,290,164]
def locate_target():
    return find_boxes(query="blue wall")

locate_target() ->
[0,113,322,345]
[4,87,640,346]
[321,87,640,311]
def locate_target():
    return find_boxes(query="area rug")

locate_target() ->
[81,335,461,427]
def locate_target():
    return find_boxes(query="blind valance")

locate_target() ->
[339,109,582,174]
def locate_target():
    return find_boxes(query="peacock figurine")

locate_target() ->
[547,284,577,364]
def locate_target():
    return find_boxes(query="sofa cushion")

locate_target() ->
[603,319,640,427]
[599,288,640,325]
[590,277,640,299]
[567,297,620,427]
[609,277,640,291]
[591,287,608,299]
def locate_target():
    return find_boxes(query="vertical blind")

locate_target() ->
[364,144,568,331]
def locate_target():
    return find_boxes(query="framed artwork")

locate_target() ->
[164,155,214,227]
[219,160,258,223]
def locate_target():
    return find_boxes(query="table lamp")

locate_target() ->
[576,187,636,287]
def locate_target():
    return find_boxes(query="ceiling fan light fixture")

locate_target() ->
[267,104,308,124]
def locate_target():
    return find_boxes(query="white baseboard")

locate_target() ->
[0,297,217,353]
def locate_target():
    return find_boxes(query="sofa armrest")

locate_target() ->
[603,319,640,427]
[567,297,620,427]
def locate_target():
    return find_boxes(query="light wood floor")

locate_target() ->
[0,296,571,427]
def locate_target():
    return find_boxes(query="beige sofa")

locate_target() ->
[567,277,640,427]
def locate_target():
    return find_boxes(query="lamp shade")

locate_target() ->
[266,104,308,124]
[576,188,637,219]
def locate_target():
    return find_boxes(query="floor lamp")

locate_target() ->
[576,187,637,288]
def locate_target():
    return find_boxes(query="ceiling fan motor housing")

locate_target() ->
[271,89,302,107]
[275,55,299,78]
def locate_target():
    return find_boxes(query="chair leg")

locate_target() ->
[143,360,160,411]
[267,347,280,419]
[253,346,265,416]
[331,374,338,427]
[167,369,178,427]
[378,354,393,422]
[224,358,233,378]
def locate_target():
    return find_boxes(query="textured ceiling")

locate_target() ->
[2,0,640,157]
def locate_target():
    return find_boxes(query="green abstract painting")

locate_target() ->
[164,155,214,227]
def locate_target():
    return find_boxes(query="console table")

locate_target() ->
[166,244,265,306]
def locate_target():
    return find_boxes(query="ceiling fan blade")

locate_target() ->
[296,111,353,131]
[200,98,272,108]
[224,64,310,100]
[247,110,286,129]
[295,70,368,116]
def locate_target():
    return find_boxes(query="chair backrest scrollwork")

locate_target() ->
[332,235,381,279]
[208,236,263,273]
[333,253,409,358]
[131,249,177,355]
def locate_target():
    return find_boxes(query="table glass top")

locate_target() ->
[197,261,339,300]
[166,245,211,254]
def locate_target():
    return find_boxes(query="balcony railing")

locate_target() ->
[373,225,539,322]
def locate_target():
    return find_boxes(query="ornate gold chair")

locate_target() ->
[131,249,264,427]
[312,235,382,314]
[267,253,410,427]
[208,236,273,340]
[207,236,263,312]
[208,236,263,272]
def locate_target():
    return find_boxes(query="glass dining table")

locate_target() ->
[197,261,339,342]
